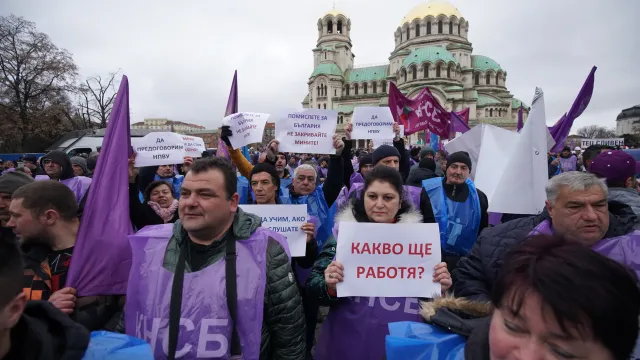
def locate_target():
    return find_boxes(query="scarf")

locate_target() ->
[147,199,178,223]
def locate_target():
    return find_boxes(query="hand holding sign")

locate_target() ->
[301,222,315,243]
[223,112,270,149]
[325,260,344,294]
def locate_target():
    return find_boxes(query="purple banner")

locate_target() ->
[388,82,451,137]
[517,106,524,132]
[66,75,133,296]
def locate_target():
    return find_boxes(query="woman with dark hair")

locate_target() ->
[463,235,640,360]
[128,156,179,230]
[306,166,451,360]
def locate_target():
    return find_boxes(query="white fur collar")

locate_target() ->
[336,202,423,224]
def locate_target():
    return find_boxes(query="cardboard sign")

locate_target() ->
[133,132,185,167]
[351,107,395,140]
[223,112,270,149]
[336,222,442,298]
[581,138,624,148]
[372,125,404,149]
[182,135,206,157]
[239,204,308,257]
[276,109,338,154]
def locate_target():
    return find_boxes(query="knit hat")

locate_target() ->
[86,155,98,172]
[419,157,436,172]
[446,151,472,170]
[70,156,89,176]
[419,146,435,160]
[358,154,373,168]
[372,145,401,165]
[22,155,37,163]
[0,171,34,195]
[250,163,280,189]
[588,150,637,186]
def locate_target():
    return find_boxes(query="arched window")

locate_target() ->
[324,52,327,60]
[373,82,377,93]
[318,104,321,109]
[327,20,333,34]
[412,66,417,80]
[485,73,491,85]
[317,86,320,97]
[364,83,368,94]
[447,67,451,78]
[438,21,443,34]
[355,84,359,95]
[337,21,343,34]
[424,64,429,78]
[436,66,441,77]
[403,70,407,82]
[382,81,387,93]
[427,21,432,34]
[415,24,420,37]
[449,21,453,34]
[406,27,410,40]
[324,104,326,109]
[458,23,461,35]
[475,73,480,85]
[485,109,488,117]
[346,86,350,96]
[490,109,493,117]
[334,89,337,96]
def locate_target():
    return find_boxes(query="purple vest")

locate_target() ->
[35,175,92,203]
[530,220,640,279]
[314,297,423,360]
[125,224,283,360]
[335,183,422,211]
[558,156,577,172]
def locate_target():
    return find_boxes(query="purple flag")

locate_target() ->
[450,110,470,138]
[517,106,524,132]
[217,71,238,159]
[66,76,133,296]
[388,82,451,137]
[549,66,597,152]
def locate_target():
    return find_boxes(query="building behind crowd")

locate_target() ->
[302,1,530,145]
[131,118,206,133]
[616,104,640,136]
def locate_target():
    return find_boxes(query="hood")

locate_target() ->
[406,166,439,187]
[420,295,492,322]
[40,151,74,180]
[335,201,423,224]
[608,187,640,216]
[171,207,262,246]
[13,301,89,360]
[70,157,89,176]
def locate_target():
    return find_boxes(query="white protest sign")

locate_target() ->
[182,135,206,157]
[581,138,624,148]
[133,132,185,167]
[372,125,404,149]
[223,112,270,149]
[239,204,308,257]
[276,109,338,154]
[336,222,442,298]
[351,107,395,140]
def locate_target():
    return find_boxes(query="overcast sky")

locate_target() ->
[3,0,639,132]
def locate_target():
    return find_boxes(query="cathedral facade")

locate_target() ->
[302,1,529,146]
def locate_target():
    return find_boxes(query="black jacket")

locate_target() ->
[6,301,89,360]
[452,210,636,302]
[406,167,439,187]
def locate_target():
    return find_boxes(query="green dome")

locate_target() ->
[511,98,529,109]
[402,46,456,68]
[471,55,503,72]
[310,63,343,78]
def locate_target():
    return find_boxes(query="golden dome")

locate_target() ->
[323,9,347,18]
[399,1,462,26]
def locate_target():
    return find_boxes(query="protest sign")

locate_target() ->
[182,135,206,157]
[239,204,308,257]
[336,222,442,298]
[351,107,395,140]
[223,112,270,149]
[276,109,338,154]
[133,132,185,167]
[372,125,404,149]
[581,138,624,148]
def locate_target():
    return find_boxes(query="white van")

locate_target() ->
[47,129,153,157]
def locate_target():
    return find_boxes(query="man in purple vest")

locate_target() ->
[36,151,91,207]
[122,157,306,359]
[454,171,640,301]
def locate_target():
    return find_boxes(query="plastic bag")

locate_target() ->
[385,322,466,360]
[82,331,153,360]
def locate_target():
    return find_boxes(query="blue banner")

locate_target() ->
[430,133,439,151]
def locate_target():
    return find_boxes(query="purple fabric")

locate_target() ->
[388,82,450,137]
[349,172,364,187]
[315,297,422,360]
[125,224,272,359]
[558,156,577,172]
[216,71,238,160]
[517,106,524,132]
[35,175,92,204]
[488,212,503,226]
[529,220,640,279]
[450,109,470,137]
[1,168,15,175]
[318,167,328,179]
[549,66,597,153]
[66,76,132,296]
[295,215,320,287]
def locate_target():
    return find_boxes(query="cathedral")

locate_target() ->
[302,1,530,146]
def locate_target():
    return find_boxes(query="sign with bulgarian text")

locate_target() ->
[372,125,404,149]
[276,109,337,154]
[580,138,624,148]
[351,107,395,140]
[133,132,185,167]
[182,135,206,157]
[336,222,442,298]
[223,112,270,149]
[239,204,308,257]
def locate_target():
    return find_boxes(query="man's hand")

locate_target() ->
[266,140,280,162]
[221,125,233,149]
[48,287,76,314]
[301,222,316,243]
[182,156,194,173]
[345,123,353,141]
[393,123,400,139]
[333,134,345,156]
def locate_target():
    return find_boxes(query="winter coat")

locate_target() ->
[452,210,636,302]
[128,180,179,230]
[608,187,640,220]
[6,301,90,360]
[406,166,439,187]
[117,208,306,360]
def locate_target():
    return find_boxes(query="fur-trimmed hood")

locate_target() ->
[335,201,423,224]
[420,295,492,322]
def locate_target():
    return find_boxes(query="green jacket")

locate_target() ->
[306,235,340,307]
[120,209,306,360]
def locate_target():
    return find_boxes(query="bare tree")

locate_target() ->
[576,125,616,139]
[77,71,120,128]
[0,15,79,151]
